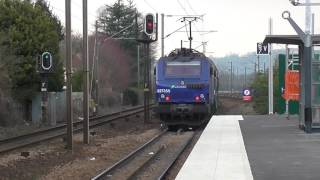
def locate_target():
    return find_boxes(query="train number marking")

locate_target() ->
[157,89,171,93]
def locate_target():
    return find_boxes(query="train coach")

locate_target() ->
[154,48,219,127]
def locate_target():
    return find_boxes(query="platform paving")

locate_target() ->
[176,115,320,180]
[240,115,320,180]
[176,115,253,180]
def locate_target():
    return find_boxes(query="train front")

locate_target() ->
[155,54,211,126]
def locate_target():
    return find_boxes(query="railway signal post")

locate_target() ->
[38,52,53,126]
[137,13,158,123]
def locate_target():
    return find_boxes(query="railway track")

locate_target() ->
[0,105,152,154]
[91,129,197,180]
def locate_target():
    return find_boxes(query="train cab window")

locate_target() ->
[165,61,201,77]
[210,67,213,76]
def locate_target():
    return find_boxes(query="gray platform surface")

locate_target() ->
[240,115,320,180]
[176,115,253,180]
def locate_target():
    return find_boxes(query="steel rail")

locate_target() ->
[91,130,168,180]
[157,131,196,180]
[127,146,165,180]
[0,105,153,154]
[0,105,145,145]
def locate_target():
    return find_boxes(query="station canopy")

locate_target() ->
[263,35,320,45]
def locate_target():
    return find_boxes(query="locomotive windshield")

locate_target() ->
[165,61,201,77]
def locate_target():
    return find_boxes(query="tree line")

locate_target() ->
[0,0,156,124]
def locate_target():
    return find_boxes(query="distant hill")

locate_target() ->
[210,49,286,91]
[210,49,286,75]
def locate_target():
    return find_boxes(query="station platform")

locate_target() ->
[176,115,320,180]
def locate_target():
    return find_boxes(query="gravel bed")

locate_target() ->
[103,131,195,180]
[0,112,161,180]
[0,98,254,180]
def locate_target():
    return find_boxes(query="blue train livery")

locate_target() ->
[154,48,219,126]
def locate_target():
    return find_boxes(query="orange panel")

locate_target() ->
[283,71,300,101]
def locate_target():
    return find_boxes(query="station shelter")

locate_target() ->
[264,35,320,132]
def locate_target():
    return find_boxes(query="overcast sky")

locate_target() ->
[47,0,318,57]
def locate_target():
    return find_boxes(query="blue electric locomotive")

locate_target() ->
[154,48,219,126]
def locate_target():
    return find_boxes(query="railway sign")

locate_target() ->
[41,82,48,92]
[243,89,251,96]
[256,43,269,55]
[243,88,252,102]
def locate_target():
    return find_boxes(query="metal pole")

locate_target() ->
[143,43,148,123]
[95,21,99,114]
[41,74,48,125]
[285,45,290,118]
[244,67,247,88]
[82,0,89,144]
[305,0,311,34]
[254,62,257,75]
[161,13,164,57]
[146,43,150,123]
[202,42,207,54]
[65,0,73,150]
[304,39,312,133]
[268,18,274,114]
[189,21,192,50]
[137,45,140,87]
[230,62,233,93]
[304,3,313,132]
[312,13,315,35]
[257,55,260,73]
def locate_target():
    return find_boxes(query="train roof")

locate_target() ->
[159,48,210,62]
[167,48,206,58]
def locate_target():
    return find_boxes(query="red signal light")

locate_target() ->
[195,96,200,102]
[147,22,153,29]
[165,96,171,101]
[144,14,154,35]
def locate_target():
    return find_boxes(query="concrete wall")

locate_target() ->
[32,92,83,126]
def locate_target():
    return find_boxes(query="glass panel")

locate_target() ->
[165,61,201,77]
[312,84,320,105]
[312,64,320,83]
[312,108,320,124]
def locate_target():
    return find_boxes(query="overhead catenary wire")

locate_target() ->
[185,0,204,39]
[176,0,205,45]
[50,5,96,34]
[186,0,197,15]
[176,0,189,15]
[71,1,97,19]
[184,21,190,39]
[98,22,135,41]
[165,23,189,39]
[143,0,158,12]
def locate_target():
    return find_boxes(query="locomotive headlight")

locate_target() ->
[200,94,205,99]
[161,94,165,99]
